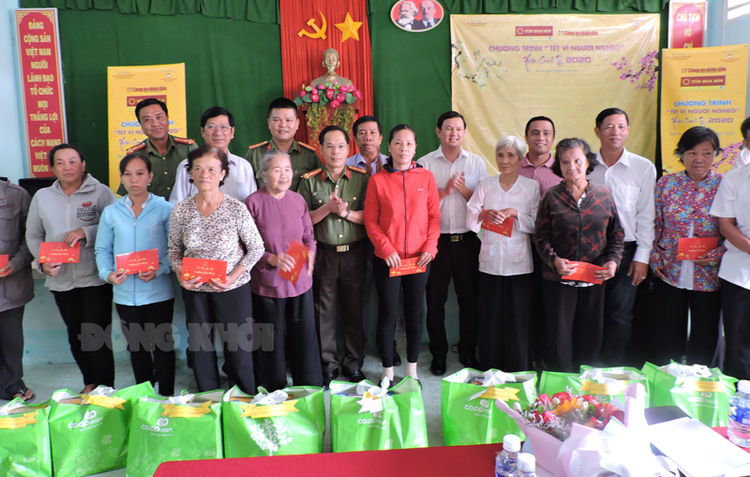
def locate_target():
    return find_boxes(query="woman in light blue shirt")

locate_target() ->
[95,152,175,395]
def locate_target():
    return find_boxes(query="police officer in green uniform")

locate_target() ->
[117,98,197,199]
[245,97,320,192]
[298,125,368,385]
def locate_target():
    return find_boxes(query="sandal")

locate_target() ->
[11,386,35,402]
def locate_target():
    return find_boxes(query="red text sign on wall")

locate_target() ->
[15,8,67,178]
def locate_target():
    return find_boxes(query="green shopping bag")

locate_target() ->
[539,371,581,396]
[441,368,537,445]
[126,390,223,477]
[0,398,51,477]
[577,366,650,404]
[49,382,155,477]
[329,377,427,452]
[642,361,737,427]
[222,385,325,457]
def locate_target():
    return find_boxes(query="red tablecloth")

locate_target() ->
[154,443,502,477]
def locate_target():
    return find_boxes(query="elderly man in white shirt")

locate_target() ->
[170,106,257,204]
[417,111,488,375]
[588,107,655,365]
[733,116,750,170]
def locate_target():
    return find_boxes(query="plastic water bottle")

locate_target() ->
[515,452,536,476]
[729,380,750,448]
[494,434,521,476]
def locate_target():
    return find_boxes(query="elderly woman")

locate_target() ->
[168,144,264,393]
[466,136,540,371]
[534,138,624,372]
[245,151,322,390]
[650,126,725,366]
[95,152,175,395]
[364,124,440,383]
[0,178,34,401]
[26,144,116,393]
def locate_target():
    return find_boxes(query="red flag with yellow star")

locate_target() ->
[279,0,373,140]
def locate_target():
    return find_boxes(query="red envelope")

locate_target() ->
[389,257,427,277]
[561,261,607,284]
[279,240,311,284]
[182,257,227,283]
[481,216,514,237]
[38,241,81,263]
[0,254,8,270]
[677,237,719,261]
[116,249,160,275]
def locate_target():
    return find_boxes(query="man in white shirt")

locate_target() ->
[733,116,750,170]
[170,106,257,203]
[588,107,655,365]
[417,111,488,374]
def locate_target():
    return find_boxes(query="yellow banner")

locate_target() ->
[478,387,520,401]
[160,401,213,418]
[660,45,749,173]
[0,411,38,429]
[106,63,188,192]
[240,400,299,419]
[81,394,126,410]
[451,14,659,174]
[580,380,627,396]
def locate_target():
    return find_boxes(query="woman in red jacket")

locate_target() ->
[364,124,440,383]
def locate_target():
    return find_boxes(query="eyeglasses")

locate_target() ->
[204,124,232,132]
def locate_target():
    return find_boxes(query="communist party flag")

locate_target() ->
[279,0,373,141]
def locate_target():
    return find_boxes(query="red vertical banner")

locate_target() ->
[279,0,373,142]
[15,8,67,178]
[668,1,707,49]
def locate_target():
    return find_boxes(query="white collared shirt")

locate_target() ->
[589,148,656,263]
[345,152,388,175]
[465,175,539,276]
[710,164,750,290]
[417,146,488,234]
[169,152,257,204]
[734,147,750,170]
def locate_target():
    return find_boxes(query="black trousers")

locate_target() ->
[182,282,255,393]
[115,299,176,395]
[374,259,430,367]
[722,279,750,380]
[543,280,605,372]
[52,284,114,387]
[477,272,532,371]
[529,246,547,368]
[0,306,27,399]
[313,241,366,374]
[648,278,721,366]
[601,242,638,364]
[425,233,480,361]
[252,290,323,390]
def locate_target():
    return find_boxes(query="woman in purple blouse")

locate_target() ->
[245,150,323,390]
[649,126,725,366]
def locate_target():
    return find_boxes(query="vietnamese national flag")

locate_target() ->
[279,0,373,137]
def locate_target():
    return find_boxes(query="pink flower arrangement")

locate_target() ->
[293,82,361,109]
[520,391,624,440]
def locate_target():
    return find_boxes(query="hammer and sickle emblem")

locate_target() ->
[298,11,327,39]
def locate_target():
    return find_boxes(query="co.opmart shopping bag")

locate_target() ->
[540,366,649,404]
[0,398,51,477]
[49,382,154,476]
[329,377,427,452]
[126,390,222,477]
[642,361,737,427]
[222,385,325,457]
[441,368,537,445]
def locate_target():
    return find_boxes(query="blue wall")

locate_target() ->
[706,1,750,118]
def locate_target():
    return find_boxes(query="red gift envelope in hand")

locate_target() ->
[0,254,8,269]
[279,240,311,284]
[38,241,81,263]
[677,237,718,260]
[481,216,514,237]
[116,249,160,275]
[182,257,227,283]
[389,257,427,277]
[561,261,606,285]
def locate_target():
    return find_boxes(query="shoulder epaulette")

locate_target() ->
[125,142,147,153]
[248,141,269,150]
[298,141,315,151]
[347,165,368,174]
[302,168,323,180]
[173,137,195,145]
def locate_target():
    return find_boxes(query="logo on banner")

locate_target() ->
[391,0,443,32]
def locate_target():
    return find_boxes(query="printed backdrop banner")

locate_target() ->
[660,44,749,173]
[451,14,660,175]
[107,63,188,192]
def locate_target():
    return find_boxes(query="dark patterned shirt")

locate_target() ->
[534,181,624,281]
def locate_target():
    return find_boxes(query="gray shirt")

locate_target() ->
[0,180,34,312]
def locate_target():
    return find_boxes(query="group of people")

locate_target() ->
[2,94,750,402]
